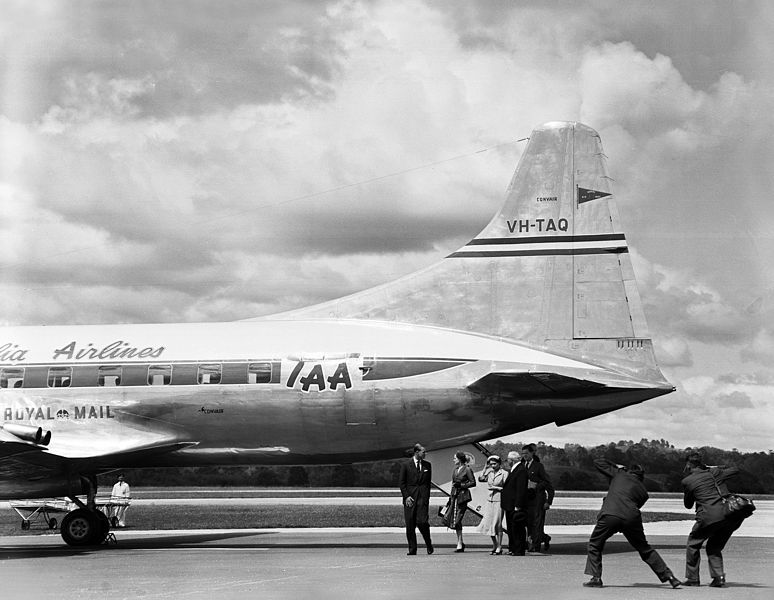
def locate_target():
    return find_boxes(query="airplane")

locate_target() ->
[0,121,674,546]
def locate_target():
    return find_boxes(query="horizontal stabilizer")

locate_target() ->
[468,371,610,398]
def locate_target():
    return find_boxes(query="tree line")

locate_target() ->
[100,439,774,494]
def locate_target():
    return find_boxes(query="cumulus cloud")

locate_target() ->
[741,327,774,366]
[654,336,693,368]
[713,391,754,409]
[2,1,774,449]
[631,251,759,347]
[718,371,774,386]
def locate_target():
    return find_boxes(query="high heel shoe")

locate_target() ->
[454,543,465,553]
[494,548,503,555]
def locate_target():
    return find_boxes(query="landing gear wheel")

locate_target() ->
[110,516,119,528]
[48,518,58,530]
[21,520,30,530]
[95,511,110,543]
[60,509,99,546]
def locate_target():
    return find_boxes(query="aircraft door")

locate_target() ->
[281,354,376,425]
[344,356,376,425]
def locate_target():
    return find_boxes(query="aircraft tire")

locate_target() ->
[48,517,58,530]
[21,520,30,530]
[60,509,99,546]
[95,511,110,543]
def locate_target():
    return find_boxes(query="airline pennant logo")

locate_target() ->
[578,187,612,204]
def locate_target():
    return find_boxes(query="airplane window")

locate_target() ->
[248,362,272,384]
[48,366,72,388]
[198,363,222,384]
[148,364,172,385]
[98,366,122,387]
[0,367,24,388]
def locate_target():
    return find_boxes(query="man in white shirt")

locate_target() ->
[110,473,131,527]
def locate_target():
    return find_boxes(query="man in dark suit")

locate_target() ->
[682,451,745,588]
[398,443,434,555]
[500,450,528,555]
[583,459,681,588]
[521,443,555,552]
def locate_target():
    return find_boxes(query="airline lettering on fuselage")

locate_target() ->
[0,343,29,362]
[2,405,114,420]
[52,340,166,361]
[286,361,354,392]
[506,218,569,233]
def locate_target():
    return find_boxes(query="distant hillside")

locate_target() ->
[99,439,774,494]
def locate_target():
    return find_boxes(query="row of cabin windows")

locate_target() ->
[0,361,280,389]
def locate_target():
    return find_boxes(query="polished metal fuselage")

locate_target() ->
[0,319,670,498]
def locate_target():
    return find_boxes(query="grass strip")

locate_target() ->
[0,505,690,535]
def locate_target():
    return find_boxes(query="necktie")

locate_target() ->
[416,460,421,472]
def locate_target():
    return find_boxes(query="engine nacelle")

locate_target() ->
[1,423,52,445]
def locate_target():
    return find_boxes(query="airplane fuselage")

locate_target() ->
[0,318,667,497]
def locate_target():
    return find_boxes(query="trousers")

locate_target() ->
[404,503,432,552]
[526,492,548,550]
[685,516,743,581]
[504,508,527,554]
[585,514,672,581]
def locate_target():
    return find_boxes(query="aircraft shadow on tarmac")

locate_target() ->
[0,530,270,559]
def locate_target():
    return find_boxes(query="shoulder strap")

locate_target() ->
[708,470,725,498]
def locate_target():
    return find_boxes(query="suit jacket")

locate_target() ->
[594,459,647,522]
[399,458,432,507]
[682,466,739,526]
[501,462,527,512]
[525,459,555,505]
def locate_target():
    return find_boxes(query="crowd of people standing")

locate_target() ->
[399,443,754,589]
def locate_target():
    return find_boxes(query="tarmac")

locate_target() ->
[1,495,772,599]
[1,528,772,600]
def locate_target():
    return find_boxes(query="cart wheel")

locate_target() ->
[21,520,30,530]
[49,518,58,530]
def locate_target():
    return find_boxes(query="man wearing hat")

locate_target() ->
[476,454,507,554]
[583,458,681,589]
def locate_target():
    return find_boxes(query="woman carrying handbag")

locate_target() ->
[445,450,476,552]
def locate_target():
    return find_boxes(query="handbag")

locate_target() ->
[438,498,451,519]
[457,488,472,504]
[710,471,756,519]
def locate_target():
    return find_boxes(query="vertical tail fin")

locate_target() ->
[258,121,667,382]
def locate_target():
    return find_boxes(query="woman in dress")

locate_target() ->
[448,450,476,552]
[476,455,506,554]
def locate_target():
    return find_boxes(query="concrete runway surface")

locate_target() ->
[1,528,772,600]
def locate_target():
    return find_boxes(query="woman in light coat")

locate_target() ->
[476,455,506,554]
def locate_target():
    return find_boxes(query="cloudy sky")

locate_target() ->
[2,0,773,451]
